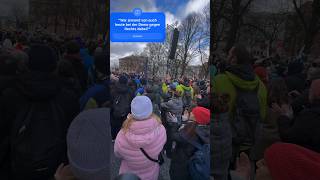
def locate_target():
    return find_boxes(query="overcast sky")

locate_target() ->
[110,0,210,67]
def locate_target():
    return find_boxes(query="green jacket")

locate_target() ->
[179,84,194,99]
[212,71,267,122]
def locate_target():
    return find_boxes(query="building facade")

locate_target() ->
[119,55,147,74]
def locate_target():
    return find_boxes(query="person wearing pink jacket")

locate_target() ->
[114,96,167,180]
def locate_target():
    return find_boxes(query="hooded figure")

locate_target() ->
[114,96,166,180]
[212,45,268,172]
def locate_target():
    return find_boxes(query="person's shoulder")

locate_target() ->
[213,73,229,81]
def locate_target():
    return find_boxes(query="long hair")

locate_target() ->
[122,113,162,133]
[180,121,197,139]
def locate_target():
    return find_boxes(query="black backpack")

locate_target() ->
[11,99,68,180]
[112,93,131,119]
[231,84,262,159]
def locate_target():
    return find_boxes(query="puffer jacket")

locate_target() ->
[114,117,167,180]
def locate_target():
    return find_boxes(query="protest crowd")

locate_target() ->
[211,44,320,180]
[0,29,211,180]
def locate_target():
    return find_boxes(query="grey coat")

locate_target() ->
[161,97,183,118]
[211,113,232,180]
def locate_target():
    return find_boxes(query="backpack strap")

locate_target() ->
[140,148,161,164]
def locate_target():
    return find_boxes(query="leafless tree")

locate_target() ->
[293,0,320,55]
[224,0,255,52]
[11,1,28,29]
[177,13,202,78]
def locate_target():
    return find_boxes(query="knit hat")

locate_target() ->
[310,79,320,101]
[119,75,128,84]
[131,96,153,120]
[67,108,111,180]
[192,107,210,125]
[28,44,57,73]
[265,143,320,180]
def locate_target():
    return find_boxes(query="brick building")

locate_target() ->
[119,55,147,74]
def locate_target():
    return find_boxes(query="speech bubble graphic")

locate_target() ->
[111,8,166,42]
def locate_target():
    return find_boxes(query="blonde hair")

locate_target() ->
[122,113,162,133]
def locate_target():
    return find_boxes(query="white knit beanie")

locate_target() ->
[67,108,111,180]
[131,96,153,120]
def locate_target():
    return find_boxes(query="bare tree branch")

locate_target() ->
[293,0,308,32]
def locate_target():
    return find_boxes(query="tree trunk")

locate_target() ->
[225,15,240,52]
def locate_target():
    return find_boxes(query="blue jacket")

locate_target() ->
[79,80,110,111]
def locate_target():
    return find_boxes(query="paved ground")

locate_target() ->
[111,142,171,180]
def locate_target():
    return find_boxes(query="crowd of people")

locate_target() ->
[0,30,211,180]
[3,27,320,180]
[211,44,320,180]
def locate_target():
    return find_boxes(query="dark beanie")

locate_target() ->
[288,61,304,75]
[28,44,57,73]
[66,40,80,54]
[119,75,128,84]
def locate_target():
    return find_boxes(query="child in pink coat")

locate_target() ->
[114,96,167,180]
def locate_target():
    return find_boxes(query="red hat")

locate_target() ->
[192,107,210,125]
[254,66,268,84]
[265,143,320,180]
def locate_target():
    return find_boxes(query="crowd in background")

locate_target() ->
[211,44,320,180]
[0,30,211,180]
